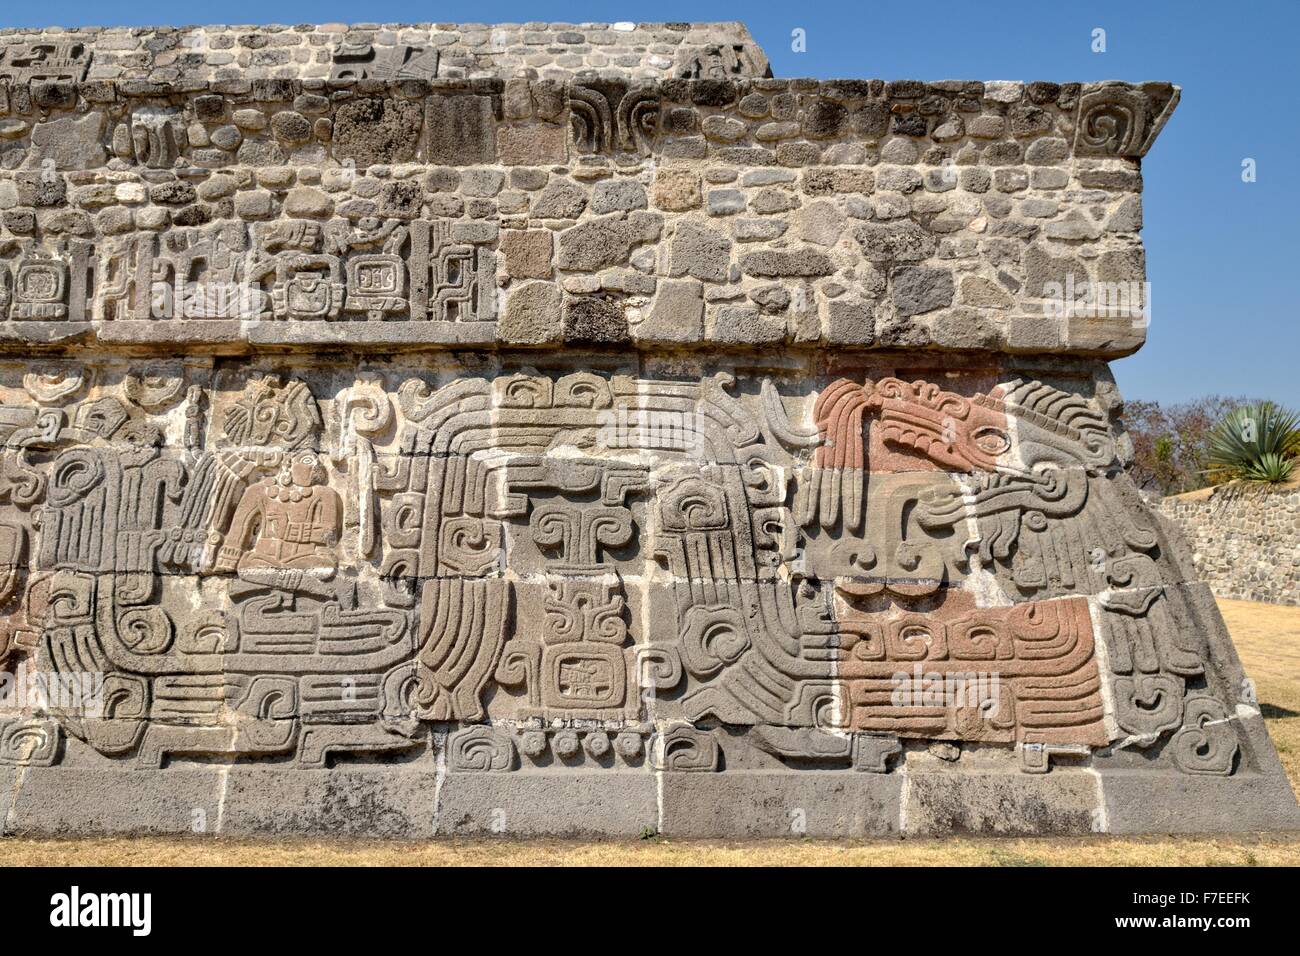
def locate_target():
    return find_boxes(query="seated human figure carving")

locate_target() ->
[213,451,341,598]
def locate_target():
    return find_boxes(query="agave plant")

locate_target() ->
[1204,402,1300,484]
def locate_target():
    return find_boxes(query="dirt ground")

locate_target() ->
[2,597,1298,866]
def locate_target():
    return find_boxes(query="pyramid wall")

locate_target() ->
[0,23,1294,836]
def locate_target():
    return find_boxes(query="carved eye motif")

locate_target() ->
[971,426,1011,458]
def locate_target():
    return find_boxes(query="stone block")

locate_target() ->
[660,771,901,838]
[332,97,422,168]
[437,773,657,837]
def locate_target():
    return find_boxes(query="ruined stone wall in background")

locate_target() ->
[0,22,1293,839]
[1161,487,1300,606]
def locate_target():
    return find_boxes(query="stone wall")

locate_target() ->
[0,70,1169,354]
[0,21,1293,839]
[1161,486,1300,605]
[0,23,769,83]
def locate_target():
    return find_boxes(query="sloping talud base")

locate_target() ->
[4,742,1297,839]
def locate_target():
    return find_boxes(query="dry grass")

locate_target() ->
[2,833,1299,867]
[1165,475,1300,502]
[2,598,1298,866]
[1217,598,1300,789]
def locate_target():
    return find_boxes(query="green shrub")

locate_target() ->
[1204,402,1300,484]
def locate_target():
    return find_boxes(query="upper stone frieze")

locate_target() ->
[0,22,771,84]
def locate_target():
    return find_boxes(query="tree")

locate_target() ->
[1122,395,1252,496]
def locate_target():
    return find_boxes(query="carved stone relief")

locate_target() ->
[0,20,1290,839]
[0,360,1262,786]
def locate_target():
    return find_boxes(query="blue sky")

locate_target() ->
[8,1,1297,407]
